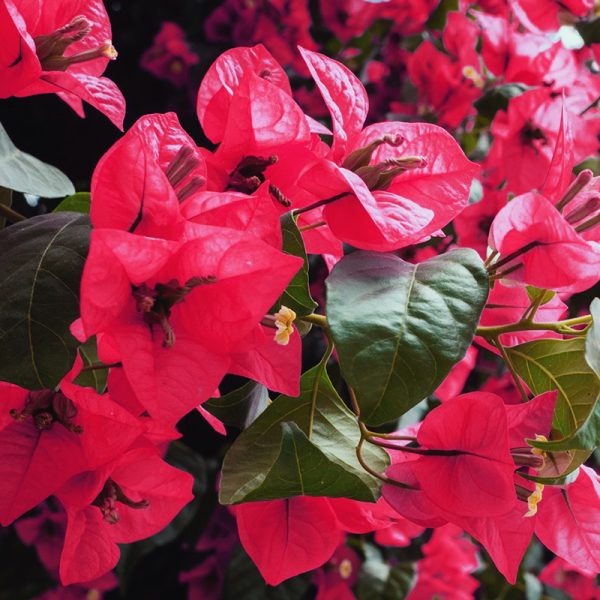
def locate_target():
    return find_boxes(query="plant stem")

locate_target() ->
[81,362,122,372]
[521,289,547,322]
[476,314,591,337]
[487,242,536,272]
[0,187,13,229]
[293,192,349,216]
[0,198,26,223]
[298,220,326,232]
[483,249,498,268]
[355,434,413,488]
[299,313,329,329]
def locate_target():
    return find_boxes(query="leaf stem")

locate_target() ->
[299,313,329,329]
[475,315,591,338]
[0,187,13,229]
[355,434,414,489]
[0,198,26,223]
[521,289,547,322]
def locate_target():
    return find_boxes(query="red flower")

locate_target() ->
[295,48,479,252]
[76,226,302,422]
[0,360,142,526]
[140,22,199,88]
[0,0,125,128]
[57,446,194,584]
[408,12,483,127]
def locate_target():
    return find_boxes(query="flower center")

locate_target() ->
[92,478,149,525]
[10,390,82,433]
[226,155,291,206]
[133,276,217,347]
[34,15,117,72]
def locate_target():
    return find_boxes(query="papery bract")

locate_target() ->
[1,0,125,128]
[58,446,194,584]
[235,497,342,586]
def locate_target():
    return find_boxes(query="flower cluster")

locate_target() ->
[1,0,600,597]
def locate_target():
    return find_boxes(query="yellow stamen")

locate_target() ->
[524,482,544,517]
[462,65,484,89]
[274,306,296,346]
[339,558,353,579]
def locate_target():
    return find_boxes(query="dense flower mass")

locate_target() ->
[0,0,599,597]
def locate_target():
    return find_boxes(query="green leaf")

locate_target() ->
[73,337,108,393]
[507,337,600,482]
[203,381,270,429]
[474,84,530,121]
[0,212,90,389]
[576,17,600,45]
[271,212,317,318]
[326,249,489,426]
[585,298,600,377]
[426,0,459,30]
[220,545,311,600]
[219,365,388,504]
[54,192,91,214]
[0,122,74,197]
[525,286,556,306]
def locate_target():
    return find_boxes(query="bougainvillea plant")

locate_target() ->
[0,0,599,598]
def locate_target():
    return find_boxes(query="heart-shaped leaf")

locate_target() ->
[0,123,74,198]
[0,212,91,389]
[326,249,488,425]
[507,337,600,482]
[219,365,388,504]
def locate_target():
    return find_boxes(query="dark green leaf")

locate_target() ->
[326,249,489,425]
[220,545,311,600]
[203,381,269,429]
[426,0,459,30]
[576,17,600,45]
[0,212,90,389]
[271,212,317,318]
[54,192,91,214]
[507,337,600,482]
[219,365,388,504]
[0,122,74,197]
[474,84,530,121]
[73,337,108,393]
